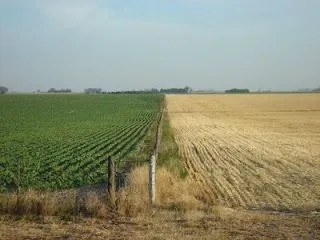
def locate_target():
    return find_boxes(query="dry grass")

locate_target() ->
[166,94,320,210]
[1,160,319,239]
[117,166,203,216]
[0,190,76,217]
[1,206,319,239]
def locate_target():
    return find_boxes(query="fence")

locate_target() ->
[107,108,163,208]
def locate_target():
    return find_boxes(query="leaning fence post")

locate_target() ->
[149,154,156,205]
[107,156,116,208]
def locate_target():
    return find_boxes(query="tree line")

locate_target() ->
[2,85,319,94]
[48,88,72,93]
[225,88,250,93]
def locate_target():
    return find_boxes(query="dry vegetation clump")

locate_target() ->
[116,165,203,217]
[0,187,111,219]
[116,166,150,217]
[156,167,203,210]
[0,190,76,217]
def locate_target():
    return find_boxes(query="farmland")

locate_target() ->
[167,94,320,211]
[0,94,163,191]
[1,93,320,239]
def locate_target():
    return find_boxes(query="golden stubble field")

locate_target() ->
[166,93,320,211]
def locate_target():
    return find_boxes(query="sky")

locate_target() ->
[0,0,319,92]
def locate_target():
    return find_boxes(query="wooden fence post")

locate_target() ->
[108,156,116,208]
[149,154,156,205]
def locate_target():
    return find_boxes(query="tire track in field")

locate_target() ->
[201,125,314,206]
[193,121,298,208]
[174,132,218,204]
[166,95,320,210]
[191,142,249,207]
[197,126,297,207]
[175,119,242,207]
[177,123,261,207]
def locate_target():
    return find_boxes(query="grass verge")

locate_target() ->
[157,111,188,178]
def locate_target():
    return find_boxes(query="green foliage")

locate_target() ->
[158,112,188,179]
[0,94,163,192]
[160,87,191,94]
[0,86,8,94]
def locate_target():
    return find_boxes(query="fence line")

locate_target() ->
[107,156,116,208]
[148,107,164,205]
[107,106,164,207]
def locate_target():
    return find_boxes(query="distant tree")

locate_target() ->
[184,86,192,93]
[225,88,250,93]
[0,86,8,94]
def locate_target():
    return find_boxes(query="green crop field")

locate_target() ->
[0,94,163,191]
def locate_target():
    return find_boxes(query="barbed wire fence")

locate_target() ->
[107,106,164,208]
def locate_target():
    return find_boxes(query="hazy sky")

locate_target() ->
[0,0,319,92]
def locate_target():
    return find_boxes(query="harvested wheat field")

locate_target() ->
[166,93,320,211]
